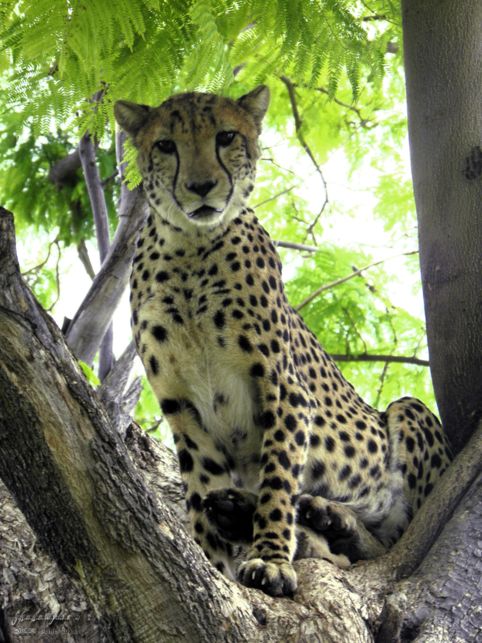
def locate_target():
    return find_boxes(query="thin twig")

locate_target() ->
[295,250,418,311]
[315,86,377,129]
[375,361,390,407]
[254,185,297,209]
[359,1,397,25]
[330,353,429,367]
[21,235,60,276]
[22,237,62,312]
[342,305,369,355]
[260,154,297,175]
[280,76,329,241]
[361,14,388,21]
[101,169,118,187]
[274,240,319,253]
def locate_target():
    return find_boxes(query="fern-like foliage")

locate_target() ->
[0,0,401,138]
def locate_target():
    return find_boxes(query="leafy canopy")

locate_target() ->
[0,1,437,430]
[0,0,399,134]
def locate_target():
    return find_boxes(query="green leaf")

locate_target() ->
[78,361,101,387]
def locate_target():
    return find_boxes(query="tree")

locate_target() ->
[402,0,482,455]
[0,1,480,640]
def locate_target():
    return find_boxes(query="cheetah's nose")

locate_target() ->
[185,180,217,197]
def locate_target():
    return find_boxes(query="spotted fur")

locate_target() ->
[115,86,452,597]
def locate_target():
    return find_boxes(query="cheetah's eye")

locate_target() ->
[216,131,237,148]
[155,139,176,154]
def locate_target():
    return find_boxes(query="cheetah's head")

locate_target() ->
[115,86,269,231]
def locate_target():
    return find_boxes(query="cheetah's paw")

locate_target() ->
[298,494,356,537]
[237,558,297,597]
[203,488,255,543]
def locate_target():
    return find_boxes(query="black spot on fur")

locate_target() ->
[149,355,159,375]
[178,449,194,472]
[250,363,265,377]
[155,271,170,282]
[152,325,167,342]
[214,310,225,329]
[202,457,225,475]
[238,335,253,352]
[161,399,181,414]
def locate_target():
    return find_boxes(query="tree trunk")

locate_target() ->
[1,205,481,641]
[402,0,482,453]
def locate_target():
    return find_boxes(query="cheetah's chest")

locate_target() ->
[188,355,262,488]
[136,291,263,489]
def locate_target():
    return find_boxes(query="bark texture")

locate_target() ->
[402,0,482,453]
[375,472,482,643]
[0,425,185,643]
[1,205,481,641]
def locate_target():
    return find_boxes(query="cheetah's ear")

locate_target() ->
[237,85,270,131]
[114,100,151,138]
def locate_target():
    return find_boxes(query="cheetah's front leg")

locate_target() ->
[237,380,310,597]
[161,397,237,577]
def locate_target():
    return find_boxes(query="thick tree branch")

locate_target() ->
[98,341,141,434]
[79,134,110,262]
[77,238,96,279]
[79,133,113,380]
[387,420,482,580]
[98,341,137,403]
[65,186,147,365]
[331,353,429,367]
[295,250,418,311]
[0,423,186,640]
[402,0,482,453]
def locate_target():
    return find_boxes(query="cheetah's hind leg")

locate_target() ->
[297,494,387,562]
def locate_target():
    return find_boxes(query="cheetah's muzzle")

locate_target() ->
[188,205,222,220]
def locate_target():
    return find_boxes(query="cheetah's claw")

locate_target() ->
[298,495,355,537]
[237,558,297,597]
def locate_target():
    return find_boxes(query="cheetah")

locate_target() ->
[114,86,452,597]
